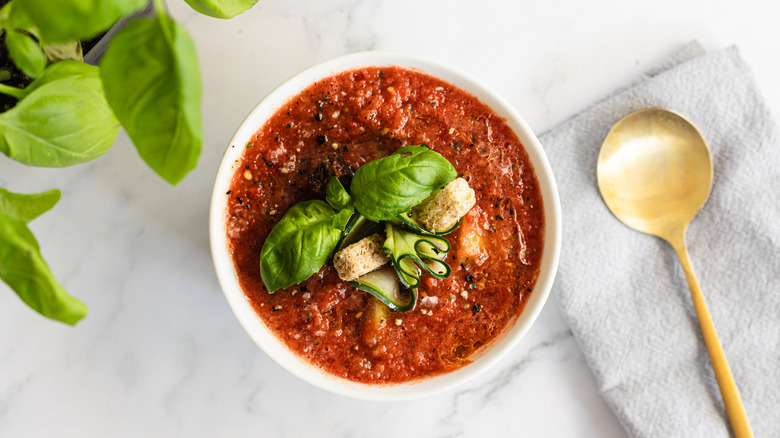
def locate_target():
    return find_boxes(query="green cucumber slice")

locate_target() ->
[391,211,461,235]
[415,235,451,278]
[348,265,416,312]
[335,212,381,252]
[383,222,452,289]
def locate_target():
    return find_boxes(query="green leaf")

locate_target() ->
[325,176,352,211]
[9,0,147,43]
[182,0,258,19]
[0,2,33,32]
[260,200,350,293]
[0,2,10,23]
[351,146,457,221]
[100,14,202,185]
[0,188,61,222]
[0,202,87,325]
[4,30,46,78]
[0,61,119,167]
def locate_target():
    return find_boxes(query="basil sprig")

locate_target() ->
[0,0,261,324]
[260,200,352,292]
[350,145,456,222]
[259,147,458,295]
[0,188,87,325]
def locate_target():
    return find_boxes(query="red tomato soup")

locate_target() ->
[225,66,544,384]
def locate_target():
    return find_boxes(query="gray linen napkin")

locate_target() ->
[539,42,780,437]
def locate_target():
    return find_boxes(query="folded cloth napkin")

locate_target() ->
[540,42,780,437]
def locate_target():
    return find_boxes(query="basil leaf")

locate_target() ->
[260,200,351,292]
[0,2,32,32]
[0,61,119,167]
[351,146,457,221]
[0,187,61,222]
[183,0,258,19]
[325,176,352,211]
[4,30,46,78]
[9,0,147,43]
[0,193,87,325]
[0,2,10,23]
[100,14,202,185]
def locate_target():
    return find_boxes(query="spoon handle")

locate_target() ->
[670,238,753,438]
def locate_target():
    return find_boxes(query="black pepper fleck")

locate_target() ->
[315,113,323,121]
[472,304,482,315]
[316,135,326,144]
[465,274,474,282]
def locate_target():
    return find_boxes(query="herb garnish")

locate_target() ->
[258,146,465,311]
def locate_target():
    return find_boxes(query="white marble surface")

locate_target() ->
[2,0,779,436]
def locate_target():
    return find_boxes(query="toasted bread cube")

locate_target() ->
[418,178,476,232]
[333,233,389,281]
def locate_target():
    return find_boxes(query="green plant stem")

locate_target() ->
[151,0,166,16]
[0,83,27,99]
[151,0,174,44]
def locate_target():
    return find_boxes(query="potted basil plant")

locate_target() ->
[0,0,258,325]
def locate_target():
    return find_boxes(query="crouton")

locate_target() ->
[333,233,389,281]
[417,178,476,232]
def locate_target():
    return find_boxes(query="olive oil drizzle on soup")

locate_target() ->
[226,66,544,383]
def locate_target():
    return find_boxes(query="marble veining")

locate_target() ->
[2,0,780,436]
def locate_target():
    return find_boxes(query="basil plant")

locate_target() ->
[0,0,258,324]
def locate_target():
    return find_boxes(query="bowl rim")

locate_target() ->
[209,51,562,401]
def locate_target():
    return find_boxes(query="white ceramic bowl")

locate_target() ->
[209,52,561,400]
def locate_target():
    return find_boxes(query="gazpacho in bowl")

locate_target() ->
[210,52,560,400]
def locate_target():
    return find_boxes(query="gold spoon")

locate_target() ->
[597,108,753,438]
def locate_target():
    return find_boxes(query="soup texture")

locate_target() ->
[225,66,544,383]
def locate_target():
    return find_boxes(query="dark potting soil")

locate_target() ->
[0,0,105,112]
[0,0,32,112]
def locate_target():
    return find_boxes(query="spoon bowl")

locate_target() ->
[597,108,712,240]
[597,108,753,438]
